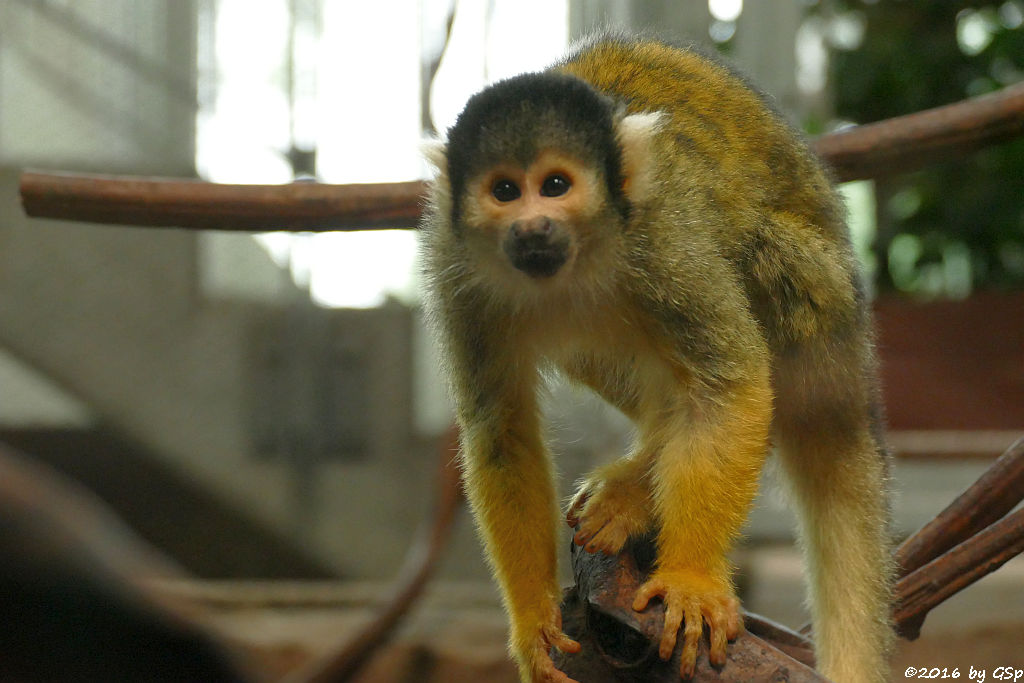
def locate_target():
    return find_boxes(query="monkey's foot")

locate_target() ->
[513,606,581,683]
[566,472,651,555]
[632,570,742,679]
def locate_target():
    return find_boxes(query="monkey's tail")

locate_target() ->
[774,412,895,683]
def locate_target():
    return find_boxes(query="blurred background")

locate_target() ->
[1,0,1022,680]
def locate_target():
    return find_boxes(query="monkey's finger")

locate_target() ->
[658,599,685,661]
[726,605,743,641]
[631,581,660,613]
[541,620,582,655]
[678,608,703,679]
[532,652,579,683]
[701,602,730,667]
[707,617,729,668]
[550,632,582,654]
[565,504,580,527]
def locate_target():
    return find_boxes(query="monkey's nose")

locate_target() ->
[510,216,553,239]
[503,219,569,278]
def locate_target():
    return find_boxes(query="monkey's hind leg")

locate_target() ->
[566,455,654,556]
[774,354,895,683]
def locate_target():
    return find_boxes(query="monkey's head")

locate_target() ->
[424,72,662,288]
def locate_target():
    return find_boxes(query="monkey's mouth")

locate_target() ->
[503,233,571,279]
[510,247,569,278]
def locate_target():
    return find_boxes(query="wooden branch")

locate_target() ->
[553,533,827,682]
[813,82,1024,182]
[18,173,426,232]
[895,436,1024,578]
[891,436,1024,639]
[894,507,1024,640]
[800,436,1024,639]
[284,426,463,683]
[0,443,255,682]
[18,82,1024,231]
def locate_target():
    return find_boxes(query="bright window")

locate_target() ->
[196,0,568,308]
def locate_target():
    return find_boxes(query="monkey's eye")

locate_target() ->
[540,174,571,197]
[492,179,521,202]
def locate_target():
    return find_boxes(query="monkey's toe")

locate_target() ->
[515,610,581,683]
[567,480,650,555]
[565,486,592,528]
[574,521,631,555]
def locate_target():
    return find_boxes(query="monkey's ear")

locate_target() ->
[421,138,449,179]
[616,111,664,204]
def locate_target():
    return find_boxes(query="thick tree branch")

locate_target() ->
[553,533,827,681]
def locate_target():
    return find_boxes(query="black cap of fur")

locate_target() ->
[445,71,629,224]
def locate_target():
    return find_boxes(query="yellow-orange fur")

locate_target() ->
[422,36,893,683]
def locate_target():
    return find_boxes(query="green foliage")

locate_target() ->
[826,1,1024,295]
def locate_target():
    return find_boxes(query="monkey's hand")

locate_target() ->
[511,602,581,683]
[566,460,652,556]
[632,569,742,679]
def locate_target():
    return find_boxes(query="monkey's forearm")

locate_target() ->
[651,375,773,576]
[460,430,563,617]
[460,424,582,683]
[453,387,584,678]
[626,373,772,673]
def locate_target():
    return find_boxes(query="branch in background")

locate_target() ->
[0,444,255,683]
[891,437,1024,640]
[815,82,1024,182]
[799,437,1024,640]
[18,83,1024,231]
[894,507,1024,641]
[18,175,426,232]
[894,437,1024,578]
[284,426,463,683]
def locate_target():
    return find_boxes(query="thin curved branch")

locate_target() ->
[283,426,463,683]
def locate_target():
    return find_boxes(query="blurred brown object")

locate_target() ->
[0,442,257,682]
[284,425,464,683]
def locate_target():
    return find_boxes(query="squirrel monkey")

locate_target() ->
[421,36,893,683]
